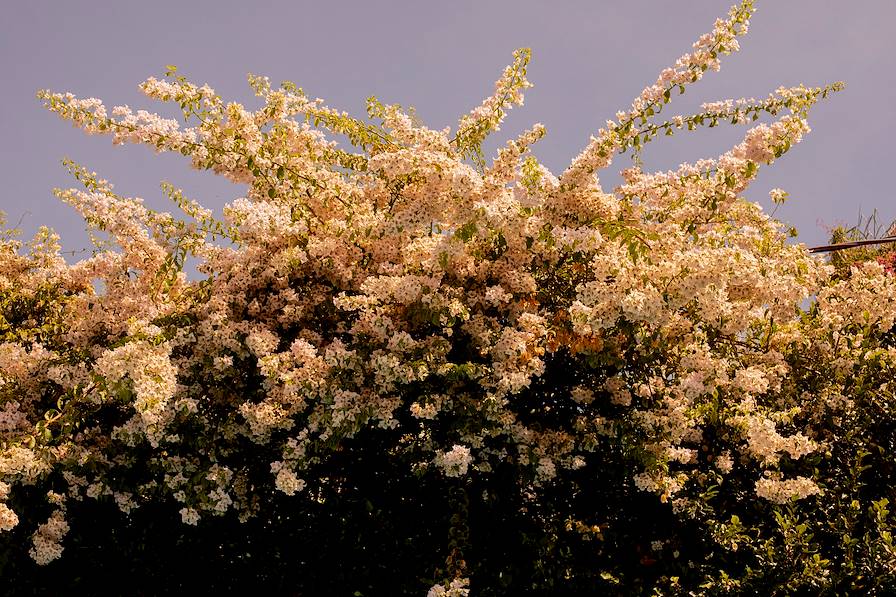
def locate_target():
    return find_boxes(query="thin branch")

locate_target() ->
[808,237,896,253]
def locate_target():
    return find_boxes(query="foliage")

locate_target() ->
[2,1,894,594]
[826,211,896,277]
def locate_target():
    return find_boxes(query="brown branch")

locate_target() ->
[808,237,896,253]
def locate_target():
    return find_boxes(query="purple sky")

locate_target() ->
[3,0,894,255]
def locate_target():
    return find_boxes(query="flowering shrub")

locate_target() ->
[2,1,895,593]
[825,217,896,278]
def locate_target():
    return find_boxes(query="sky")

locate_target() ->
[2,0,895,256]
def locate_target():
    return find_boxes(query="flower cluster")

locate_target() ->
[754,474,822,505]
[435,444,473,478]
[427,577,470,597]
[28,509,69,566]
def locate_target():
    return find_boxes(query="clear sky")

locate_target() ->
[2,0,894,255]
